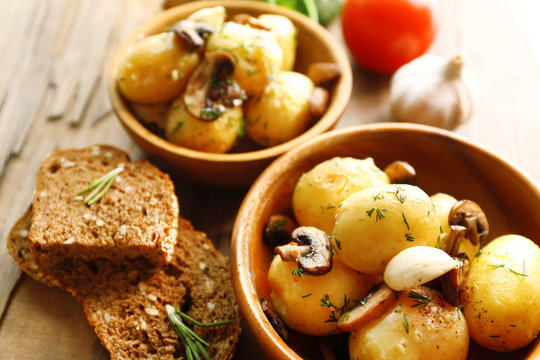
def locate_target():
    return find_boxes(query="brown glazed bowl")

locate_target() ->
[108,0,352,188]
[231,123,540,359]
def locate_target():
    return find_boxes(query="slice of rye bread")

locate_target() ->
[29,145,179,268]
[7,208,241,360]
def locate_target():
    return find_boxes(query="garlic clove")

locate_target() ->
[389,54,478,130]
[383,246,461,291]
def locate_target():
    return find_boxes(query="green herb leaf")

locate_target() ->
[402,313,409,333]
[408,290,431,308]
[166,304,233,360]
[292,267,305,278]
[77,166,124,205]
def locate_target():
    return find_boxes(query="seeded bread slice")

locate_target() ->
[7,209,241,360]
[29,145,179,268]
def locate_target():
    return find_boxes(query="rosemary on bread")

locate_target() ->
[166,304,234,360]
[77,165,124,205]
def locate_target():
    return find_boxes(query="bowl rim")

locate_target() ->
[231,122,540,359]
[107,0,353,164]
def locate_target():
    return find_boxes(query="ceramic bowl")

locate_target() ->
[108,0,352,188]
[231,123,540,359]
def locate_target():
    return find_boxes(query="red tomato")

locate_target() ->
[341,0,436,74]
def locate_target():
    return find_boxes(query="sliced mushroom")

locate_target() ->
[183,51,245,121]
[383,161,417,185]
[171,20,215,49]
[264,214,298,248]
[441,253,470,306]
[275,226,333,276]
[337,283,398,332]
[261,297,288,343]
[274,243,310,261]
[232,13,269,30]
[309,87,329,118]
[307,62,343,86]
[444,224,468,257]
[448,200,489,245]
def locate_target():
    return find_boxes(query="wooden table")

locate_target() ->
[1,0,539,358]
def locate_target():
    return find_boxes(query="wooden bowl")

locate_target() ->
[231,123,540,359]
[108,0,352,188]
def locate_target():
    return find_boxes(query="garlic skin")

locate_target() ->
[383,246,460,291]
[389,54,478,130]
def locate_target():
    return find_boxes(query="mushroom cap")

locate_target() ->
[448,200,489,245]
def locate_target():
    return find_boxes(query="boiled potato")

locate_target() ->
[268,256,377,336]
[187,5,226,30]
[244,71,313,147]
[165,98,242,153]
[349,286,469,360]
[206,21,283,95]
[460,234,540,351]
[333,184,440,275]
[430,193,479,260]
[292,157,389,234]
[258,14,297,70]
[118,32,199,104]
[130,103,169,131]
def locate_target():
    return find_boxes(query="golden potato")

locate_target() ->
[187,5,226,30]
[130,103,169,131]
[206,21,283,95]
[268,256,377,336]
[460,234,540,351]
[258,14,297,70]
[165,98,243,153]
[244,71,313,147]
[333,184,440,275]
[118,32,200,104]
[292,157,389,234]
[349,286,469,360]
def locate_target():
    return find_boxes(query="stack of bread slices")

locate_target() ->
[6,145,240,360]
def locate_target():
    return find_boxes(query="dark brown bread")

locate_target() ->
[7,209,241,360]
[29,145,179,268]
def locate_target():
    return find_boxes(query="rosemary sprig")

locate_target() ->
[77,166,124,205]
[166,304,234,360]
[486,261,528,277]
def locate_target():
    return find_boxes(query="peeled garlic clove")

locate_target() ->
[383,246,461,291]
[389,54,478,130]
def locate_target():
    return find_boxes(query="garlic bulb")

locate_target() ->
[389,54,478,130]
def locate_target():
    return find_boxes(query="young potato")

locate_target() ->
[292,157,390,234]
[118,32,200,104]
[268,256,378,336]
[187,5,226,30]
[130,103,169,131]
[460,234,540,351]
[333,184,440,275]
[165,98,243,153]
[258,14,297,70]
[206,21,283,95]
[349,286,469,360]
[244,71,313,147]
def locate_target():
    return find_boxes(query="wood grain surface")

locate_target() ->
[0,0,539,359]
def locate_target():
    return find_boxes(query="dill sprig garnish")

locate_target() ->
[366,208,389,221]
[405,233,415,242]
[409,291,432,308]
[402,212,410,230]
[292,267,305,278]
[402,313,409,333]
[166,304,234,360]
[321,294,350,323]
[486,260,528,277]
[77,166,124,205]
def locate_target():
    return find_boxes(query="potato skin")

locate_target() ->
[268,256,378,336]
[206,21,282,95]
[165,98,242,153]
[258,14,297,71]
[245,71,314,147]
[460,234,540,351]
[349,286,469,360]
[118,32,199,104]
[333,184,439,275]
[292,157,389,234]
